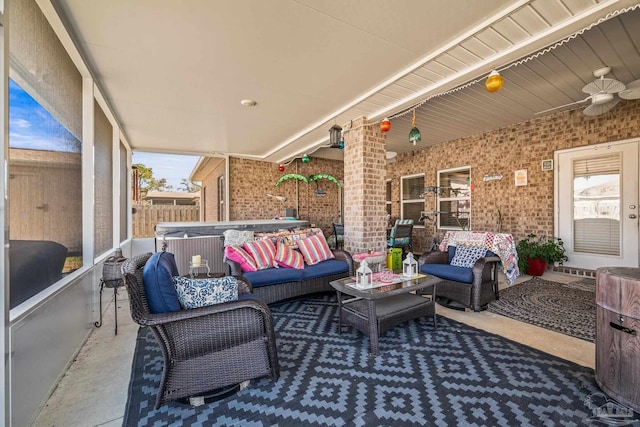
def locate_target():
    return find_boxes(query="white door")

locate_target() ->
[556,139,639,269]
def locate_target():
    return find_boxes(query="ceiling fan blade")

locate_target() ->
[583,98,620,116]
[535,96,591,115]
[619,79,640,100]
[582,78,625,95]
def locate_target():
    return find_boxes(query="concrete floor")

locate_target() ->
[33,271,595,427]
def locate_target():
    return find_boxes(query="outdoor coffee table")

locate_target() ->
[330,273,438,355]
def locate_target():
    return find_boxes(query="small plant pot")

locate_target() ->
[525,257,547,276]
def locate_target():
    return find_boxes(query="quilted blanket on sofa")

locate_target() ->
[438,231,520,285]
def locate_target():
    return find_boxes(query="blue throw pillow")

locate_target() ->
[142,252,181,313]
[450,245,487,268]
[173,276,238,309]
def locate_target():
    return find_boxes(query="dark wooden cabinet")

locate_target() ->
[595,267,640,413]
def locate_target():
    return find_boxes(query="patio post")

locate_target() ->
[343,116,387,254]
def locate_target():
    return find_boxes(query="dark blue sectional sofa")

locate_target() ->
[225,250,353,304]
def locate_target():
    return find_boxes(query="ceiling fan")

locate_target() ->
[536,66,640,116]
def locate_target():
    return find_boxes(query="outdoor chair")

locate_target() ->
[122,252,280,408]
[333,223,345,250]
[387,219,414,254]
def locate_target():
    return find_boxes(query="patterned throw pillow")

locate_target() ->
[223,229,255,247]
[224,245,257,272]
[297,232,334,266]
[450,245,487,268]
[243,239,277,270]
[173,276,238,309]
[274,240,305,269]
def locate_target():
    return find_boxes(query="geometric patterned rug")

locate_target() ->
[487,277,596,342]
[124,294,639,426]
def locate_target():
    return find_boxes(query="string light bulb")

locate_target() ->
[485,70,504,92]
[408,109,421,145]
[278,164,285,172]
[380,118,391,132]
[302,154,310,163]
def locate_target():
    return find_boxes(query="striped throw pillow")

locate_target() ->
[224,245,257,273]
[274,240,304,269]
[297,232,334,265]
[243,239,277,270]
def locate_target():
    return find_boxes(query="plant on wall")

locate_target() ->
[308,173,341,187]
[275,174,308,186]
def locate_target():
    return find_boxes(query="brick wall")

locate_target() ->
[386,100,640,253]
[229,156,344,236]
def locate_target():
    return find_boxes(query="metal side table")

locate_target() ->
[94,277,124,334]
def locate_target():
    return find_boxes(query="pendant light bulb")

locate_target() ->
[485,70,504,93]
[408,109,421,145]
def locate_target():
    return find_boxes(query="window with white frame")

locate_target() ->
[401,174,424,224]
[437,167,471,230]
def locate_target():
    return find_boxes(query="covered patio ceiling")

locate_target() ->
[53,0,640,164]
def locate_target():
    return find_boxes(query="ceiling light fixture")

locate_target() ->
[485,70,504,92]
[240,99,257,107]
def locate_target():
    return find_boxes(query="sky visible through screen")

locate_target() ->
[8,78,200,192]
[133,152,200,192]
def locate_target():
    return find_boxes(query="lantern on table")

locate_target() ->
[403,252,418,277]
[356,259,373,287]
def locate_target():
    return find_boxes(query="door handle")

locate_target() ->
[629,214,637,219]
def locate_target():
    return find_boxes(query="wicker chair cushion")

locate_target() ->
[302,259,350,280]
[274,241,305,269]
[224,245,257,272]
[243,239,277,270]
[142,251,181,313]
[421,263,474,284]
[243,267,305,287]
[173,276,238,309]
[450,245,487,268]
[297,233,334,265]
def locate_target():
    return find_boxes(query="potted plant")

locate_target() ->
[516,233,568,276]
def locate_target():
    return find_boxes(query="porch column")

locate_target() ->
[343,117,387,254]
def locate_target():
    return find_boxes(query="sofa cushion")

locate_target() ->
[448,245,457,263]
[297,233,334,265]
[173,276,238,309]
[243,267,305,287]
[421,263,474,284]
[237,292,260,302]
[142,251,181,313]
[224,245,257,272]
[450,245,487,268]
[274,241,305,269]
[243,239,277,270]
[302,259,349,280]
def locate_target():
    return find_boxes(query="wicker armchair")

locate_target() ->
[419,250,500,312]
[122,253,279,408]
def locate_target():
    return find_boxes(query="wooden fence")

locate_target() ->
[132,204,200,238]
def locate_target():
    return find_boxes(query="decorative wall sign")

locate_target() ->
[541,159,553,171]
[483,174,503,182]
[515,169,528,186]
